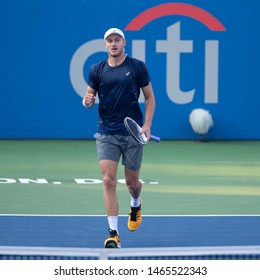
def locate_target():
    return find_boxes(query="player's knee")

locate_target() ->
[125,178,140,190]
[103,175,116,189]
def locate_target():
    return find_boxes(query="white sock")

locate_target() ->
[107,216,119,235]
[130,196,141,207]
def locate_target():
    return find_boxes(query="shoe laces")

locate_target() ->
[109,229,118,238]
[129,206,141,222]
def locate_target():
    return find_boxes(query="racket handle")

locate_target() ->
[150,135,161,142]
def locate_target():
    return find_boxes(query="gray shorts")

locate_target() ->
[94,133,143,170]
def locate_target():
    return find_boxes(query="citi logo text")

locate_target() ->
[70,3,226,104]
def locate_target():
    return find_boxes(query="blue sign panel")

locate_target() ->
[0,0,259,139]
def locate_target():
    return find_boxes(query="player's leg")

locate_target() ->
[125,168,142,206]
[122,136,143,231]
[125,168,143,231]
[94,133,122,248]
[99,159,121,248]
[100,159,119,217]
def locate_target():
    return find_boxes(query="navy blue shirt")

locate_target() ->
[88,56,150,135]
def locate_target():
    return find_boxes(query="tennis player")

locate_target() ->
[83,28,156,248]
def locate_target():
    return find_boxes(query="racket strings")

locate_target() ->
[126,119,146,143]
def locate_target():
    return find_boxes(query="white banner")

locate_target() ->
[0,260,259,280]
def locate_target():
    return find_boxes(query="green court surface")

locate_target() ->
[0,140,260,215]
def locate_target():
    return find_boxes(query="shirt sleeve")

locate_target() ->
[88,64,99,91]
[136,61,150,88]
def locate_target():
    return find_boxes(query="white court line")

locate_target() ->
[0,245,260,260]
[0,214,260,217]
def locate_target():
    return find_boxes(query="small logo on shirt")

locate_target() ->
[126,72,130,76]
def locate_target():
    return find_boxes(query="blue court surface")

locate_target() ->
[0,215,259,248]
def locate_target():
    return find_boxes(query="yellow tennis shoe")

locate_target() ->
[128,200,142,231]
[104,229,121,248]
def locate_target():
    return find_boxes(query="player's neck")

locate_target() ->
[108,54,127,67]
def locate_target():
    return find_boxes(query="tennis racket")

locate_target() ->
[124,117,160,145]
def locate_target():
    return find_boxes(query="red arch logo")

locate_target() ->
[125,3,226,31]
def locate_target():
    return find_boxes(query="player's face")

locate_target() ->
[105,34,126,57]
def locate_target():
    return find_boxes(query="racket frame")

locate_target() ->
[124,117,160,144]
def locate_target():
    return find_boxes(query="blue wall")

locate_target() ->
[1,0,259,139]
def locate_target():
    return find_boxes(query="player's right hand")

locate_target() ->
[83,93,96,108]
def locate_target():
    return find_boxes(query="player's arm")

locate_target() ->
[141,82,155,139]
[82,86,97,109]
